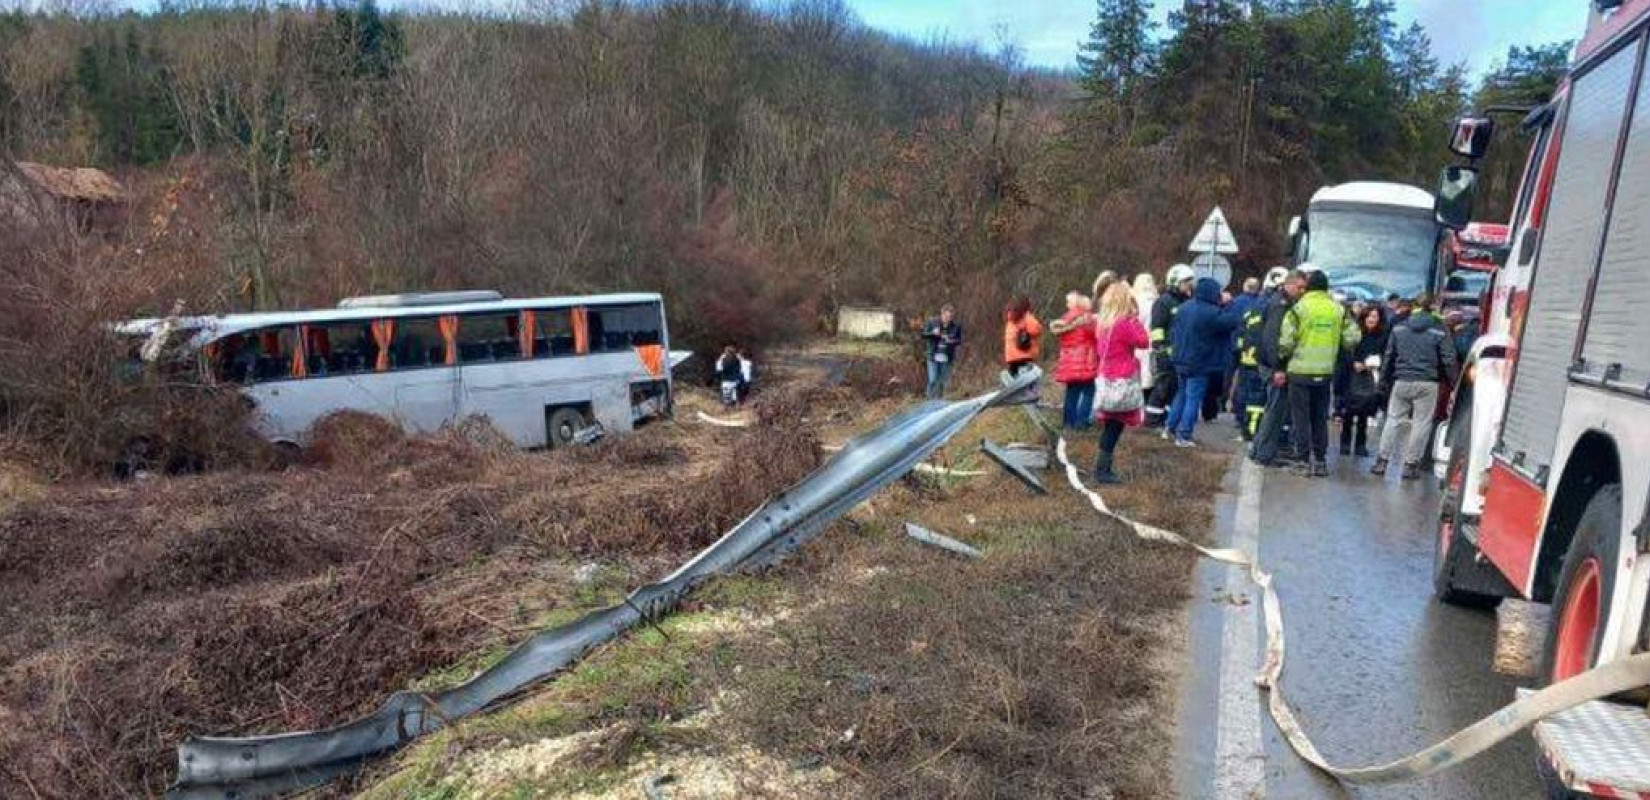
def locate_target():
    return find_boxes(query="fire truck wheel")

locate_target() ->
[1434,409,1501,608]
[1541,485,1622,685]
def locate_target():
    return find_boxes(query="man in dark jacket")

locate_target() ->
[1146,264,1195,426]
[1249,268,1305,466]
[1164,277,1242,446]
[921,304,963,400]
[1373,295,1459,479]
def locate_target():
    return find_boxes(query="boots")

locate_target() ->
[1093,450,1122,485]
[1371,458,1389,476]
[1402,463,1422,481]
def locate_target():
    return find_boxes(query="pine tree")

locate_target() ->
[1076,0,1157,104]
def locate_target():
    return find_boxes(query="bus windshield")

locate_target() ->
[1305,208,1438,301]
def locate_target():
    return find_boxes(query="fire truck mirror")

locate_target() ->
[1436,165,1478,231]
[1449,115,1495,160]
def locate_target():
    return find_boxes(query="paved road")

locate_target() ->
[1176,420,1543,799]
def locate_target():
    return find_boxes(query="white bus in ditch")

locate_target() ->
[1289,181,1441,301]
[119,291,686,448]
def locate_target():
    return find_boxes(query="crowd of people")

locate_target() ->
[919,262,1465,484]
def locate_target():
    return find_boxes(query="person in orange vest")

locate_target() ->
[1002,296,1044,378]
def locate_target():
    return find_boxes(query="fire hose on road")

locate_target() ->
[1048,436,1650,786]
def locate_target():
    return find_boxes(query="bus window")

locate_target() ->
[391,318,443,369]
[309,324,376,376]
[229,327,297,382]
[458,313,521,363]
[589,304,663,351]
[532,308,575,358]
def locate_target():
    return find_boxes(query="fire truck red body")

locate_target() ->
[1436,1,1650,795]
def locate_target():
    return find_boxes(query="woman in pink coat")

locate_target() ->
[1051,291,1099,429]
[1093,281,1151,484]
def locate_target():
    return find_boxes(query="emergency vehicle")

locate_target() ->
[1433,1,1650,796]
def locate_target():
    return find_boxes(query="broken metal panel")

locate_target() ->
[168,368,1043,799]
[981,439,1048,495]
[903,522,983,559]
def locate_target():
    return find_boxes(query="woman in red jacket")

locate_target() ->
[1092,282,1152,484]
[1051,291,1099,429]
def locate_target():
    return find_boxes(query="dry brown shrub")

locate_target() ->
[0,403,823,797]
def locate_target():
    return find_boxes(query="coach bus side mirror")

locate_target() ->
[1436,165,1478,231]
[1449,115,1495,160]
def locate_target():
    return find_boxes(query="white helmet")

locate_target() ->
[1297,261,1321,274]
[1165,263,1195,286]
[1263,266,1289,290]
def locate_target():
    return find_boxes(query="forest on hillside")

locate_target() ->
[0,0,1570,466]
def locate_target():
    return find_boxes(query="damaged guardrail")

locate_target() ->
[167,369,1042,799]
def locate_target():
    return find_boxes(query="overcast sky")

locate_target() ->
[844,0,1579,78]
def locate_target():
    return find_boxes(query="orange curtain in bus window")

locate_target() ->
[202,341,222,384]
[571,307,590,355]
[519,310,536,359]
[370,319,395,372]
[635,344,665,378]
[438,315,459,365]
[291,326,309,378]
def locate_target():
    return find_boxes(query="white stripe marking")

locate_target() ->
[1215,459,1266,799]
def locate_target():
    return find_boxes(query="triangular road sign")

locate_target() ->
[1188,207,1240,255]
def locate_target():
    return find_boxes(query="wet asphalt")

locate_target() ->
[1175,419,1543,799]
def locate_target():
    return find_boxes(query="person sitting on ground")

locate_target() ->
[1373,293,1459,480]
[921,304,963,400]
[1279,267,1361,477]
[1163,277,1243,448]
[1051,291,1099,430]
[1002,296,1044,378]
[1092,282,1151,485]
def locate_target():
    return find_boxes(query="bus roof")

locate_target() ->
[1579,0,1648,68]
[117,292,665,342]
[1308,181,1434,212]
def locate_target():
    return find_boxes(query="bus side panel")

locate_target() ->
[243,372,416,443]
[459,355,640,446]
[1479,461,1547,596]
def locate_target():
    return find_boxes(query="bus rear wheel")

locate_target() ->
[1541,485,1621,685]
[546,407,588,449]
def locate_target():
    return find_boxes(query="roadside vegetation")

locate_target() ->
[360,387,1228,800]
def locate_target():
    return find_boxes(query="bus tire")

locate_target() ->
[1541,485,1622,685]
[546,407,587,449]
[1434,408,1502,609]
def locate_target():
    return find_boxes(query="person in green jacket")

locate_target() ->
[1279,267,1361,477]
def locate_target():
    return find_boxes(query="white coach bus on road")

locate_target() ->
[119,291,685,448]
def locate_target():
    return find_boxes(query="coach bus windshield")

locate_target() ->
[1305,207,1439,301]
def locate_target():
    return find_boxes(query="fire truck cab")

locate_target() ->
[1434,1,1650,796]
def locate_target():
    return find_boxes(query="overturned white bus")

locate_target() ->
[119,291,685,448]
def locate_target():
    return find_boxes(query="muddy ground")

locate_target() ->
[0,348,1227,799]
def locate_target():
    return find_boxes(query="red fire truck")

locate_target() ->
[1433,1,1650,795]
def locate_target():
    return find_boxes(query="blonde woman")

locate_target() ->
[1092,282,1151,484]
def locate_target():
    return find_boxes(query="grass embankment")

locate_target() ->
[364,392,1228,800]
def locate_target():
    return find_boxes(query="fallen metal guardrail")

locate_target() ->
[167,369,1042,799]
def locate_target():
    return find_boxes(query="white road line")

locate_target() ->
[1214,459,1266,799]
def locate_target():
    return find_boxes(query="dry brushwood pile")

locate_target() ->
[0,392,819,798]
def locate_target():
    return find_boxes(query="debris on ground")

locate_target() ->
[902,522,984,559]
